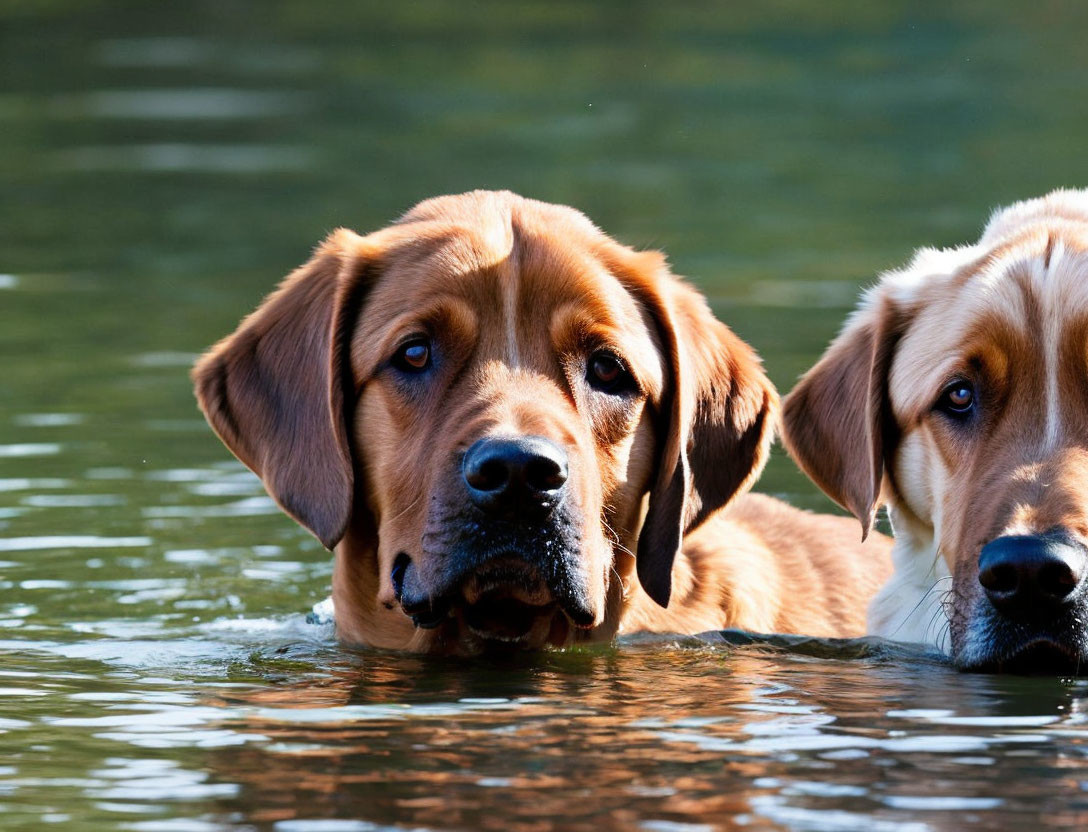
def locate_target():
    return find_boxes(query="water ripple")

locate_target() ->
[0,536,151,552]
[51,89,309,120]
[0,443,61,458]
[58,144,314,174]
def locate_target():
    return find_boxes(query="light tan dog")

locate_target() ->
[783,189,1088,672]
[193,190,889,655]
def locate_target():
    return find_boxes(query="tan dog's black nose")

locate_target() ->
[979,534,1088,615]
[463,436,568,518]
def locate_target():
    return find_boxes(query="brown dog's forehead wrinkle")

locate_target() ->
[445,360,581,443]
[397,190,602,245]
[350,290,481,383]
[343,191,663,384]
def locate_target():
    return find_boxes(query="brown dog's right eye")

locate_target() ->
[392,338,432,373]
[587,351,635,395]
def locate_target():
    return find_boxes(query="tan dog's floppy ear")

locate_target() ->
[781,292,903,537]
[612,251,778,608]
[191,229,374,550]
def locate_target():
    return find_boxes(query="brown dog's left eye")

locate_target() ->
[392,338,432,373]
[587,351,634,394]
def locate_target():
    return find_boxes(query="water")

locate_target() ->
[3,2,1088,829]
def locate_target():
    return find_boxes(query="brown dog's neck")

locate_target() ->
[331,520,418,651]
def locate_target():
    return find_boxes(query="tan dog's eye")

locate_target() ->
[935,380,975,419]
[587,351,635,395]
[392,337,432,373]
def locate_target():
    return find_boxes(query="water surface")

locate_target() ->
[3,2,1088,829]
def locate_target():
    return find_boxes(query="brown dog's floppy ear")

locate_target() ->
[613,252,778,608]
[191,229,374,550]
[781,292,903,538]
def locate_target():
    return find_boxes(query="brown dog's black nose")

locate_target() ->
[463,436,568,517]
[978,534,1088,615]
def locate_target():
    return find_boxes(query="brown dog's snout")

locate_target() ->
[462,435,569,518]
[978,533,1088,616]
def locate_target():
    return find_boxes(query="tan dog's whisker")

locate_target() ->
[887,576,951,642]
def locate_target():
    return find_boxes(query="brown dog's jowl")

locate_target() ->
[194,190,888,654]
[783,188,1088,673]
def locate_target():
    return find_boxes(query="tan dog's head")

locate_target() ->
[783,188,1088,673]
[193,191,775,654]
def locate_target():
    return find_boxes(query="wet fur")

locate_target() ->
[194,190,890,654]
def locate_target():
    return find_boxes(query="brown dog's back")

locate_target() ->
[623,493,892,639]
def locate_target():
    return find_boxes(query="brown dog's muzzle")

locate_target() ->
[462,436,568,519]
[391,434,596,646]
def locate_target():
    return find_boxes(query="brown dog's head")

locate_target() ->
[783,188,1088,673]
[193,191,775,654]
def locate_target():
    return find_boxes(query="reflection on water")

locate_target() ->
[4,0,1088,829]
[4,629,1088,830]
[57,144,315,174]
[56,89,309,120]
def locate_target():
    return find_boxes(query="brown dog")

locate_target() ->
[782,189,1088,673]
[193,190,889,654]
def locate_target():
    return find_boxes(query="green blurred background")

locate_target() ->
[3,3,1088,829]
[4,3,1087,509]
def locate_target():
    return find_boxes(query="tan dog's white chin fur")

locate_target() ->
[784,188,1088,666]
[866,504,951,648]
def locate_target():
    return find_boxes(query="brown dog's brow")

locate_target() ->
[350,224,668,399]
[549,306,664,396]
[351,295,480,382]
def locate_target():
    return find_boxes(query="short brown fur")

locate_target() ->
[194,190,890,654]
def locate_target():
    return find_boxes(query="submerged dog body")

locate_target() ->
[195,190,888,654]
[783,189,1088,672]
